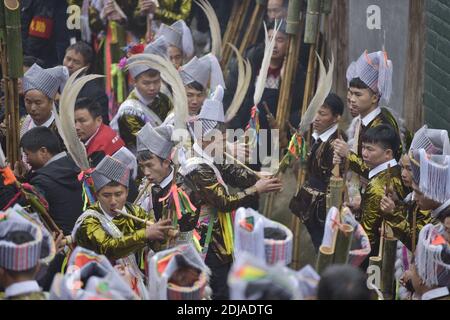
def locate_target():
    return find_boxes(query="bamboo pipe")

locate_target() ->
[221,0,251,69]
[116,209,179,238]
[133,179,153,205]
[332,223,354,264]
[316,245,334,275]
[380,236,397,300]
[224,151,264,179]
[238,1,266,55]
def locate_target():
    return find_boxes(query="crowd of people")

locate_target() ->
[0,0,449,301]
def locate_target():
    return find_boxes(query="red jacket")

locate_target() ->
[86,124,125,166]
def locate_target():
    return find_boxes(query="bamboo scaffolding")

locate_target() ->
[238,0,267,55]
[221,0,251,69]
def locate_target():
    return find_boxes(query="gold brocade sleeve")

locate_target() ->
[361,173,407,246]
[220,164,259,189]
[75,215,148,261]
[154,0,192,24]
[118,114,144,149]
[347,151,370,178]
[384,205,431,251]
[187,164,259,213]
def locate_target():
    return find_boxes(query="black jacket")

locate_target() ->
[30,154,83,235]
[224,42,307,130]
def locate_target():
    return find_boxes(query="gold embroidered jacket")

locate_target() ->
[75,202,156,261]
[183,163,259,264]
[118,92,173,150]
[384,195,431,251]
[150,0,192,24]
[348,153,407,249]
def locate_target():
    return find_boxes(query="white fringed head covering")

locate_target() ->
[179,53,225,90]
[0,204,55,271]
[91,156,130,191]
[410,125,450,155]
[23,64,69,99]
[156,20,194,58]
[418,149,450,204]
[137,123,174,160]
[346,50,393,104]
[49,246,138,300]
[415,224,450,288]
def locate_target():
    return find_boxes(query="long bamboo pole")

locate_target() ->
[263,0,303,220]
[290,0,323,270]
[238,0,267,55]
[3,0,23,167]
[221,0,251,69]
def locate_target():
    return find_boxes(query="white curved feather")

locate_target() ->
[298,52,335,135]
[127,53,188,143]
[56,68,104,170]
[195,0,222,58]
[253,21,281,106]
[225,43,252,123]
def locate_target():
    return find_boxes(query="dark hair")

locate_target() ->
[1,231,39,276]
[23,56,45,68]
[20,127,62,155]
[186,81,205,93]
[135,69,161,80]
[75,97,103,119]
[349,77,377,95]
[323,93,344,116]
[362,124,400,155]
[317,265,371,300]
[136,150,164,164]
[66,41,94,66]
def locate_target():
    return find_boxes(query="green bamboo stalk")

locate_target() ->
[304,0,321,44]
[332,224,354,264]
[286,0,301,35]
[0,1,6,41]
[380,238,397,300]
[4,0,23,78]
[316,245,334,275]
[321,0,332,15]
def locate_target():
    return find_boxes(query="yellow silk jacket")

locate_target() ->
[183,163,259,264]
[75,202,156,261]
[118,91,173,150]
[348,153,407,249]
[151,0,192,24]
[0,291,46,300]
[383,196,431,251]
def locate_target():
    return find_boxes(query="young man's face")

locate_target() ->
[412,181,441,211]
[75,108,102,142]
[313,105,339,134]
[24,90,53,126]
[135,72,161,100]
[186,86,205,116]
[269,29,288,60]
[167,46,183,69]
[348,87,378,117]
[139,156,171,185]
[63,49,88,75]
[97,184,128,214]
[400,154,413,188]
[23,147,50,170]
[267,0,287,22]
[361,142,392,169]
[347,89,359,118]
